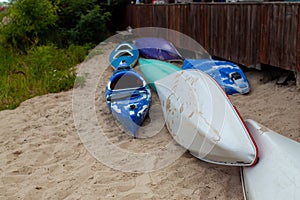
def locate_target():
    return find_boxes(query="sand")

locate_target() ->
[1,43,299,200]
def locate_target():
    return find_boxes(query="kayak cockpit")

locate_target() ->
[109,71,145,90]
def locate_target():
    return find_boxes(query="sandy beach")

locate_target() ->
[1,43,299,200]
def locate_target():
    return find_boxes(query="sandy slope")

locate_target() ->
[1,44,299,200]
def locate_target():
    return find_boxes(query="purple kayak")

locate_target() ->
[133,37,183,61]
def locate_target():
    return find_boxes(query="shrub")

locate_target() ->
[0,44,89,110]
[0,0,111,49]
[68,5,110,45]
[56,0,111,46]
[1,0,58,50]
[0,0,111,110]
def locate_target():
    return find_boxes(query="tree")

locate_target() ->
[68,5,110,45]
[56,0,110,46]
[0,0,111,50]
[1,0,58,50]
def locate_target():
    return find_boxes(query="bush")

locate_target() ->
[0,44,90,110]
[68,5,111,45]
[0,0,111,49]
[0,0,111,110]
[55,0,111,46]
[1,0,58,50]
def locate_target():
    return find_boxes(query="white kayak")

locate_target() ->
[154,69,258,166]
[241,119,300,200]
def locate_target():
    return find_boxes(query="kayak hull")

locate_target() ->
[139,58,182,92]
[182,59,250,95]
[105,64,151,137]
[241,119,300,200]
[134,37,183,61]
[155,69,258,166]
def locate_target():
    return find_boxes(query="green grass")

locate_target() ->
[0,44,90,110]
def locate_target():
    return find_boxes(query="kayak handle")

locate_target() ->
[113,50,133,59]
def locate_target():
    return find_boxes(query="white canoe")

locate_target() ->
[241,119,300,200]
[154,69,258,166]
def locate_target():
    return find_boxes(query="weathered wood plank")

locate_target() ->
[203,4,210,52]
[244,5,251,65]
[281,4,292,69]
[232,4,239,62]
[278,4,285,67]
[297,5,300,72]
[289,4,298,71]
[270,4,278,66]
[260,4,267,64]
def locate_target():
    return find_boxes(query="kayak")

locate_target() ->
[241,119,300,200]
[154,69,258,166]
[182,59,250,95]
[109,42,139,69]
[134,37,183,61]
[139,58,182,92]
[105,61,151,137]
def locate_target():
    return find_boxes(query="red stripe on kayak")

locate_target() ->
[202,70,259,166]
[233,105,259,166]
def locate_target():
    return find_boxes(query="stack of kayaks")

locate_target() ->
[106,38,299,199]
[105,59,151,138]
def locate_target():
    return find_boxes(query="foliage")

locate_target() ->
[0,0,119,110]
[102,0,131,31]
[53,0,111,46]
[67,5,110,45]
[74,73,89,88]
[0,0,111,49]
[106,0,132,6]
[1,0,58,50]
[0,44,90,110]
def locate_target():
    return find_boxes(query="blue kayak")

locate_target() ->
[182,59,250,95]
[133,37,183,61]
[109,42,139,69]
[105,61,151,137]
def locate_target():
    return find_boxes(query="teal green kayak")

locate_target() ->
[139,58,182,92]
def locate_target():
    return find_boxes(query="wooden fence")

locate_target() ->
[126,3,300,72]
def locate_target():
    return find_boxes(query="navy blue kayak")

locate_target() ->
[182,59,250,95]
[105,61,151,137]
[109,42,139,69]
[133,37,183,61]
